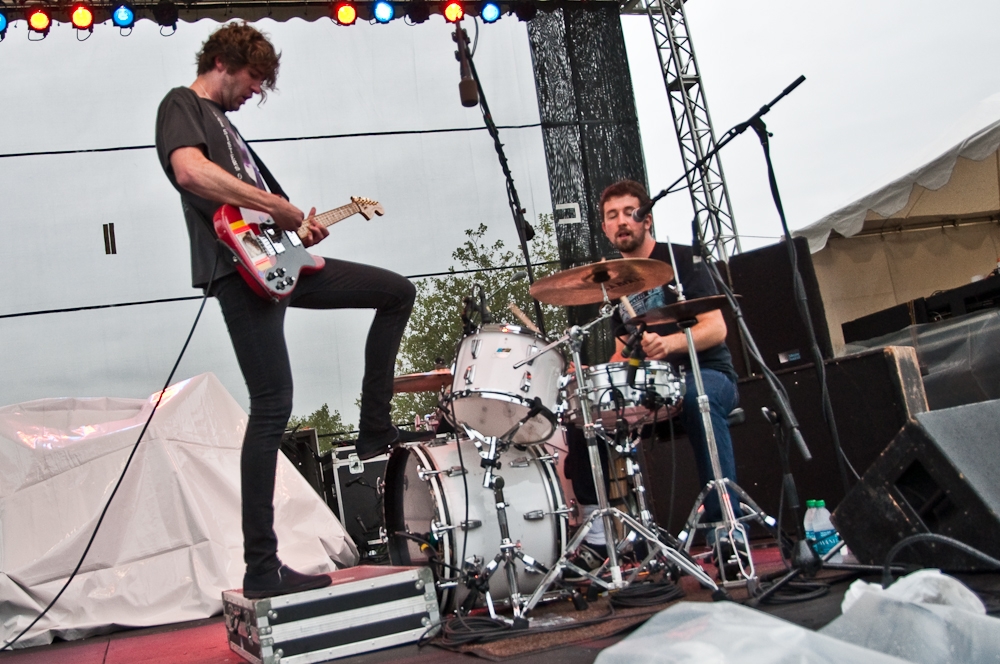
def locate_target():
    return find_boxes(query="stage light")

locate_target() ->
[333,1,356,24]
[152,0,178,29]
[512,0,535,21]
[480,1,500,22]
[406,0,429,23]
[71,3,94,30]
[443,0,463,22]
[112,3,135,27]
[0,10,7,36]
[373,0,393,22]
[27,7,50,33]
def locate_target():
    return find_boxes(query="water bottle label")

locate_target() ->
[814,529,840,555]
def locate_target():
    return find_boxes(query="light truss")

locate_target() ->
[624,0,741,260]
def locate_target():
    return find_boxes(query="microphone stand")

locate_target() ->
[455,21,547,338]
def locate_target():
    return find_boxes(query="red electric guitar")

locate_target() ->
[213,196,384,301]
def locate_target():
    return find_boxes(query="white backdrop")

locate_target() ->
[2,1,1000,424]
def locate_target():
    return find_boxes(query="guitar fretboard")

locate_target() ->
[297,202,359,238]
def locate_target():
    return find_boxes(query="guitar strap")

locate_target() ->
[242,138,289,201]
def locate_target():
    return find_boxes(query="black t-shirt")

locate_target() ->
[155,86,269,288]
[611,243,737,382]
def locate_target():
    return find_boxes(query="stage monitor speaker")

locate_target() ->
[728,236,833,374]
[641,346,927,533]
[833,399,1000,570]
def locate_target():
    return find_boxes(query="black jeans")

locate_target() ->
[211,258,415,575]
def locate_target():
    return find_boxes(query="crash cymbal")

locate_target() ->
[393,369,453,393]
[529,259,674,306]
[629,295,730,326]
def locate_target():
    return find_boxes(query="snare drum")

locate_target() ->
[450,324,565,443]
[383,436,568,612]
[566,361,685,428]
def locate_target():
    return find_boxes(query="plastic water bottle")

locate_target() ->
[803,499,817,547]
[812,499,843,563]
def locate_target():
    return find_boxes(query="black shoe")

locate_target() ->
[355,426,433,460]
[243,565,333,599]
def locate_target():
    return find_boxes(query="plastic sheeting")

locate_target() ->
[821,571,1000,663]
[843,308,1000,409]
[593,601,910,664]
[0,373,357,648]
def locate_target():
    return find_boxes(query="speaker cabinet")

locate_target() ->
[728,236,833,374]
[641,346,927,533]
[834,399,1000,570]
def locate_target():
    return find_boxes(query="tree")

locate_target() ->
[287,403,355,454]
[391,215,568,423]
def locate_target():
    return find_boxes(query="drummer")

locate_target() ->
[566,179,742,554]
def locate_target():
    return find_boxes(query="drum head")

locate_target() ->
[383,437,567,612]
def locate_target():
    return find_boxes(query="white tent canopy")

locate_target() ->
[794,94,1000,352]
[797,93,1000,253]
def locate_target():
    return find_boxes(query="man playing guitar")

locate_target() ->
[155,22,418,598]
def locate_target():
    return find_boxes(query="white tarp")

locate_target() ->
[0,373,357,648]
[796,93,1000,253]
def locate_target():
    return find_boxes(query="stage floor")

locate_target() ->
[5,546,996,664]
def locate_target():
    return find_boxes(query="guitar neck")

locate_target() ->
[298,202,358,238]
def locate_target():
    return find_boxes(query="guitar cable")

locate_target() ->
[1,259,220,651]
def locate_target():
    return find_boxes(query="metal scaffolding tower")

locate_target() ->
[624,0,742,260]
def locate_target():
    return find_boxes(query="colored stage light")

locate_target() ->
[0,11,7,35]
[112,3,135,27]
[373,0,394,22]
[71,3,94,30]
[443,0,463,22]
[333,1,356,24]
[27,7,50,33]
[480,1,500,22]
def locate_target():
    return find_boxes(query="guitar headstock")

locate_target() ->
[352,196,385,220]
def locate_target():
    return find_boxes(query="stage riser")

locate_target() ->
[833,399,1000,570]
[640,346,927,533]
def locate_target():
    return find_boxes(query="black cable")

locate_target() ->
[881,534,1000,588]
[0,259,219,652]
[609,579,684,608]
[750,120,857,487]
[0,123,544,160]
[1,261,562,322]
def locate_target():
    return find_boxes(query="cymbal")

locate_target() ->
[529,259,675,306]
[393,369,453,394]
[629,295,730,326]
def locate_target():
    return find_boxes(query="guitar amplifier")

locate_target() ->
[223,565,439,664]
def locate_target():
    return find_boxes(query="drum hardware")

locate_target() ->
[432,519,483,535]
[657,239,761,590]
[511,299,723,615]
[417,465,466,480]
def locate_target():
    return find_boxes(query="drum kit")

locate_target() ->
[384,254,773,619]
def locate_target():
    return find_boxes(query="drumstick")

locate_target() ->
[619,296,638,319]
[508,303,541,334]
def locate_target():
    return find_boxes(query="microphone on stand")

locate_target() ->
[453,23,479,108]
[621,323,646,389]
[631,201,653,224]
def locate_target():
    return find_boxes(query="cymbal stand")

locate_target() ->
[515,295,722,615]
[662,239,758,589]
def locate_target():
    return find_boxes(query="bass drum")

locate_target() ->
[383,436,568,612]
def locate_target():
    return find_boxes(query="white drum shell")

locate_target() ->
[384,437,567,612]
[566,361,685,428]
[450,325,565,443]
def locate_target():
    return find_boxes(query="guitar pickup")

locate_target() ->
[285,230,303,247]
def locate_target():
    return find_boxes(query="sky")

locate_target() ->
[2,0,999,422]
